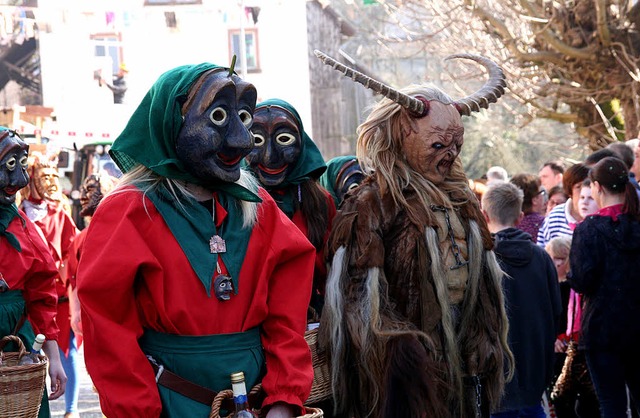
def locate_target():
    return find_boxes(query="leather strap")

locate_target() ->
[148,358,264,410]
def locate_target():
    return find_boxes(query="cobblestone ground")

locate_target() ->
[48,346,103,417]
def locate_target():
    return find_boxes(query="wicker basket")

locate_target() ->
[303,328,331,405]
[0,335,48,418]
[209,384,323,418]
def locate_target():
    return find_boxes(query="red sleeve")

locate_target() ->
[65,229,87,289]
[18,216,60,341]
[254,190,315,410]
[77,192,161,418]
[59,209,79,262]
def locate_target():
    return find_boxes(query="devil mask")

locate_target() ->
[246,98,326,190]
[0,128,29,206]
[109,63,258,188]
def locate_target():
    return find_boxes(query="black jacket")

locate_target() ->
[569,213,640,351]
[493,227,562,411]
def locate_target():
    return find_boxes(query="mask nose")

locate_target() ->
[9,169,29,190]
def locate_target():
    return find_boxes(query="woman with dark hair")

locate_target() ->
[510,173,546,242]
[569,156,640,417]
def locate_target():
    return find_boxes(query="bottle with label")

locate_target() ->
[230,371,258,418]
[18,334,45,366]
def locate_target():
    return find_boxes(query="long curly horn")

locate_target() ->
[446,54,507,116]
[314,49,429,117]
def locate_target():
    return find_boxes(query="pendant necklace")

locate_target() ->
[209,198,233,301]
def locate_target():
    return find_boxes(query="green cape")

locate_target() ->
[0,203,24,252]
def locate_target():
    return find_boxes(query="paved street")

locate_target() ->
[48,347,103,417]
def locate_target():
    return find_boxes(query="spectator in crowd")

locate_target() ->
[577,179,599,221]
[487,165,509,184]
[537,163,589,248]
[584,148,616,168]
[482,182,561,418]
[608,140,640,192]
[510,173,546,242]
[539,161,565,193]
[546,185,569,216]
[569,156,640,417]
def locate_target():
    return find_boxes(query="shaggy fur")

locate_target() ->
[319,86,513,417]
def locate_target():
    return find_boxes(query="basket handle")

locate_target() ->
[209,383,263,418]
[0,335,27,354]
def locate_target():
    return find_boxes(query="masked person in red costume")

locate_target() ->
[245,98,336,321]
[76,63,315,418]
[0,127,67,417]
[315,51,513,418]
[19,151,80,418]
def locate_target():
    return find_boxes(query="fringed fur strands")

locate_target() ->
[322,245,444,417]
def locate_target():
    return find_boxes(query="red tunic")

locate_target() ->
[77,187,315,418]
[0,210,59,341]
[30,201,79,355]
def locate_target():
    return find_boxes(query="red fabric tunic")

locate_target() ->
[66,228,87,290]
[0,210,59,340]
[30,202,79,355]
[64,227,87,349]
[77,187,315,418]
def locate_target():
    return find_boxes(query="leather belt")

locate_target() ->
[147,356,264,410]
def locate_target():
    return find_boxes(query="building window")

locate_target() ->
[91,33,123,75]
[229,29,260,73]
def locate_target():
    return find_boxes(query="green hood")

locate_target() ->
[255,99,326,187]
[250,99,326,216]
[319,155,359,207]
[108,64,260,296]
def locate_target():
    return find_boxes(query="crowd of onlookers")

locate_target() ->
[475,139,640,418]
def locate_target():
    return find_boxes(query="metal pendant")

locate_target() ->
[209,235,226,254]
[213,274,234,301]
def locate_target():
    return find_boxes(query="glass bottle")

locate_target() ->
[18,334,45,365]
[230,371,258,418]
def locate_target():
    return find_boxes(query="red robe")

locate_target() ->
[77,187,315,418]
[29,201,79,355]
[0,210,59,341]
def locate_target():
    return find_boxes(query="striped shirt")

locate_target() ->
[537,199,576,248]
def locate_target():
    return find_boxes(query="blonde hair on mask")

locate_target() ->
[356,84,474,227]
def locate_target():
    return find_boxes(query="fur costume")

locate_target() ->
[316,51,513,418]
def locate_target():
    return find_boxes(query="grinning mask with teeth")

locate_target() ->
[403,101,464,185]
